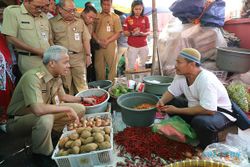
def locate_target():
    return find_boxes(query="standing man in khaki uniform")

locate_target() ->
[6,45,95,162]
[1,0,53,74]
[92,0,122,81]
[50,0,91,95]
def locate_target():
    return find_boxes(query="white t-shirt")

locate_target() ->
[168,69,236,121]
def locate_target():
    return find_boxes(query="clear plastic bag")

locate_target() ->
[202,143,249,167]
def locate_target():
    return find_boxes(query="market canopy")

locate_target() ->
[56,0,174,15]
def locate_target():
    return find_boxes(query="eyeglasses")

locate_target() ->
[60,6,77,14]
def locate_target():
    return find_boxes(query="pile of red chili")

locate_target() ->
[81,93,107,106]
[115,127,195,166]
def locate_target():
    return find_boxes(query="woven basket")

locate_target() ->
[166,160,229,167]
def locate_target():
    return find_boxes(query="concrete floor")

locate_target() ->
[0,126,57,167]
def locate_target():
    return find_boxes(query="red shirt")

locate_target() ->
[123,16,150,48]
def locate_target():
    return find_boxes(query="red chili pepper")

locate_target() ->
[81,93,107,106]
[114,127,195,165]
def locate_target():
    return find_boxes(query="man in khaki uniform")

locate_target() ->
[81,5,97,36]
[50,0,91,95]
[6,45,95,159]
[92,0,122,81]
[1,0,53,74]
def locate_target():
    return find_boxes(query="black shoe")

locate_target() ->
[32,153,57,167]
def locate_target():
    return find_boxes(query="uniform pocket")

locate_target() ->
[20,22,34,30]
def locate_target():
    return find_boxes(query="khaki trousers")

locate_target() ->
[18,54,43,74]
[62,52,88,95]
[94,42,118,81]
[126,45,149,70]
[6,103,85,155]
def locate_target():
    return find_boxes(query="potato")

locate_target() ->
[85,127,92,132]
[65,140,74,148]
[57,149,65,156]
[80,143,98,152]
[104,134,110,142]
[100,130,105,135]
[94,132,104,143]
[61,150,69,156]
[69,132,79,140]
[99,141,111,150]
[81,130,91,139]
[82,136,94,145]
[92,127,101,133]
[104,127,111,134]
[103,119,111,126]
[76,127,85,134]
[58,136,69,149]
[71,139,81,147]
[69,146,80,154]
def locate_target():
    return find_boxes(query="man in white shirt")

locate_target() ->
[157,48,235,149]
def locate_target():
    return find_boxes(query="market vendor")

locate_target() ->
[156,48,236,149]
[6,45,95,160]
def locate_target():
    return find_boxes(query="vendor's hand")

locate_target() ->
[84,97,96,105]
[159,105,178,114]
[156,99,165,112]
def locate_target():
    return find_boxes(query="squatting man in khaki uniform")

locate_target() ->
[92,0,122,81]
[6,45,95,158]
[50,0,91,95]
[1,0,53,74]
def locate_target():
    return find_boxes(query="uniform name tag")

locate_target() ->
[41,32,47,40]
[55,95,60,105]
[107,25,111,32]
[21,21,30,24]
[74,33,80,40]
[42,89,47,93]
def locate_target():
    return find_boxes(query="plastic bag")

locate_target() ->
[202,143,249,167]
[227,81,249,112]
[152,116,197,143]
[201,0,225,27]
[225,133,248,153]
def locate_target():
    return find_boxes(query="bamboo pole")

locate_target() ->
[151,0,163,76]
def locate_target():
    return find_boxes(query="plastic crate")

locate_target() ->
[63,112,112,133]
[52,122,114,167]
[211,70,228,82]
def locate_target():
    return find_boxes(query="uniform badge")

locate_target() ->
[35,72,45,79]
[74,33,80,40]
[55,95,60,105]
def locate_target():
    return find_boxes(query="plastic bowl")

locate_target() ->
[117,92,159,127]
[143,75,173,96]
[88,80,112,91]
[75,89,110,114]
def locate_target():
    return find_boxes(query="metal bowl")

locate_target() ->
[76,88,110,114]
[216,47,250,73]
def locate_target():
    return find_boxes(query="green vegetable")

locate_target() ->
[227,82,249,112]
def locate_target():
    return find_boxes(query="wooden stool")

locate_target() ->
[125,68,151,82]
[218,124,238,142]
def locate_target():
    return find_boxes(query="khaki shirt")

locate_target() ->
[7,65,65,116]
[94,12,122,40]
[50,14,91,53]
[1,4,51,52]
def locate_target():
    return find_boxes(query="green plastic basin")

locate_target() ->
[88,80,113,91]
[143,75,173,96]
[117,92,159,127]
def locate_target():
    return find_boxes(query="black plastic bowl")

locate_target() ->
[88,80,112,91]
[117,92,159,127]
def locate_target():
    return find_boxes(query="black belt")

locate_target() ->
[18,51,37,56]
[68,51,79,54]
